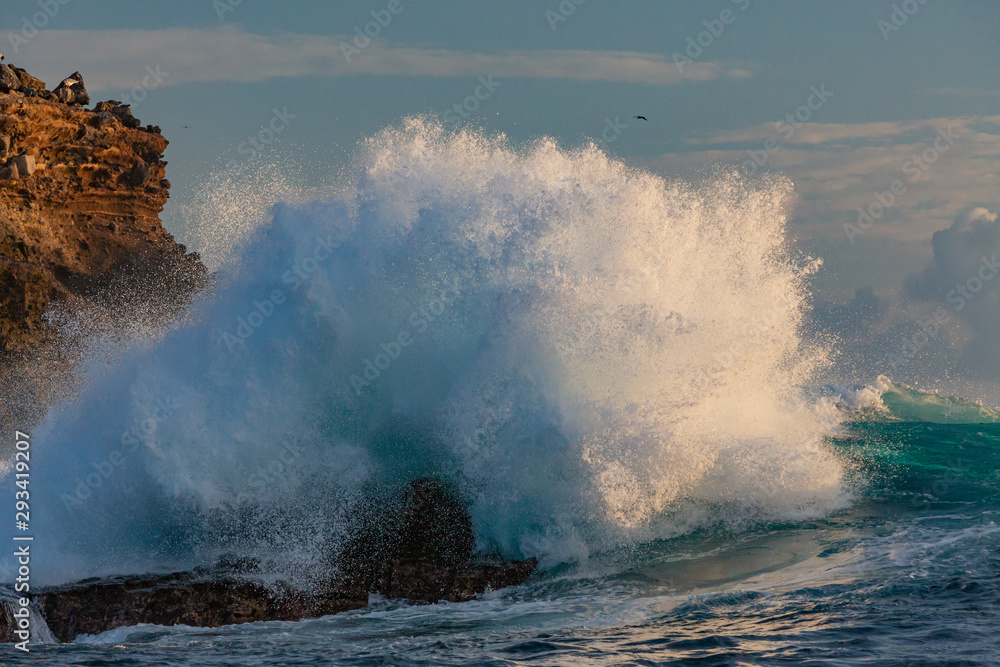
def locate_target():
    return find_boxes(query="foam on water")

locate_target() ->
[4,119,850,583]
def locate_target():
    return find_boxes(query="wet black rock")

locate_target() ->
[334,478,535,603]
[0,478,537,642]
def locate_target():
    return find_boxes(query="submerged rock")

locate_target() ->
[0,479,537,643]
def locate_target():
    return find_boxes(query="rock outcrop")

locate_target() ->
[51,72,89,106]
[0,64,205,362]
[0,66,20,94]
[332,478,536,603]
[0,479,537,643]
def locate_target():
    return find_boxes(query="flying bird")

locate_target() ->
[633,115,648,121]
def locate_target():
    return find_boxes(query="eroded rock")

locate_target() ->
[53,71,89,106]
[11,67,46,94]
[0,479,537,643]
[0,65,19,93]
[0,70,206,359]
[0,65,207,433]
[94,100,142,129]
[12,154,34,178]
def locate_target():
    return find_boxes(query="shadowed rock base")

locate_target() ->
[0,479,537,643]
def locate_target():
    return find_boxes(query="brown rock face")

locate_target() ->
[11,67,46,95]
[0,66,19,94]
[0,67,206,360]
[0,479,537,643]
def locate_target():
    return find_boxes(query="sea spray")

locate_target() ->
[4,118,849,583]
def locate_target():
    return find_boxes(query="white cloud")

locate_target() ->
[899,207,1000,380]
[6,27,751,92]
[653,115,1000,249]
[689,116,1000,147]
[920,87,1000,99]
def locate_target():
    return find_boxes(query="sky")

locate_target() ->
[3,0,999,397]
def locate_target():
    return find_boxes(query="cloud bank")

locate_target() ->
[5,27,751,92]
[903,207,1000,378]
[655,115,1000,247]
[808,208,1000,395]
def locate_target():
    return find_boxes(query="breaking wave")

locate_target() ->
[5,118,850,583]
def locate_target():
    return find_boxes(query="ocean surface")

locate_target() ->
[3,121,999,665]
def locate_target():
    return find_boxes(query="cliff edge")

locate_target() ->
[0,65,206,360]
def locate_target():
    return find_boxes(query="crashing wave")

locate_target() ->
[5,118,849,582]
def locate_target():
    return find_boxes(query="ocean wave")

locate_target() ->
[6,118,850,581]
[821,376,1000,424]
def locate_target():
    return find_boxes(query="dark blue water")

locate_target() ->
[4,417,997,665]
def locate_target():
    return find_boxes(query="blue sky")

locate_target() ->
[4,0,1000,391]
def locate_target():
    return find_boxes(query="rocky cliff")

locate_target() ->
[0,64,205,361]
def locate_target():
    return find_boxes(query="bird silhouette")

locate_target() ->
[634,115,648,121]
